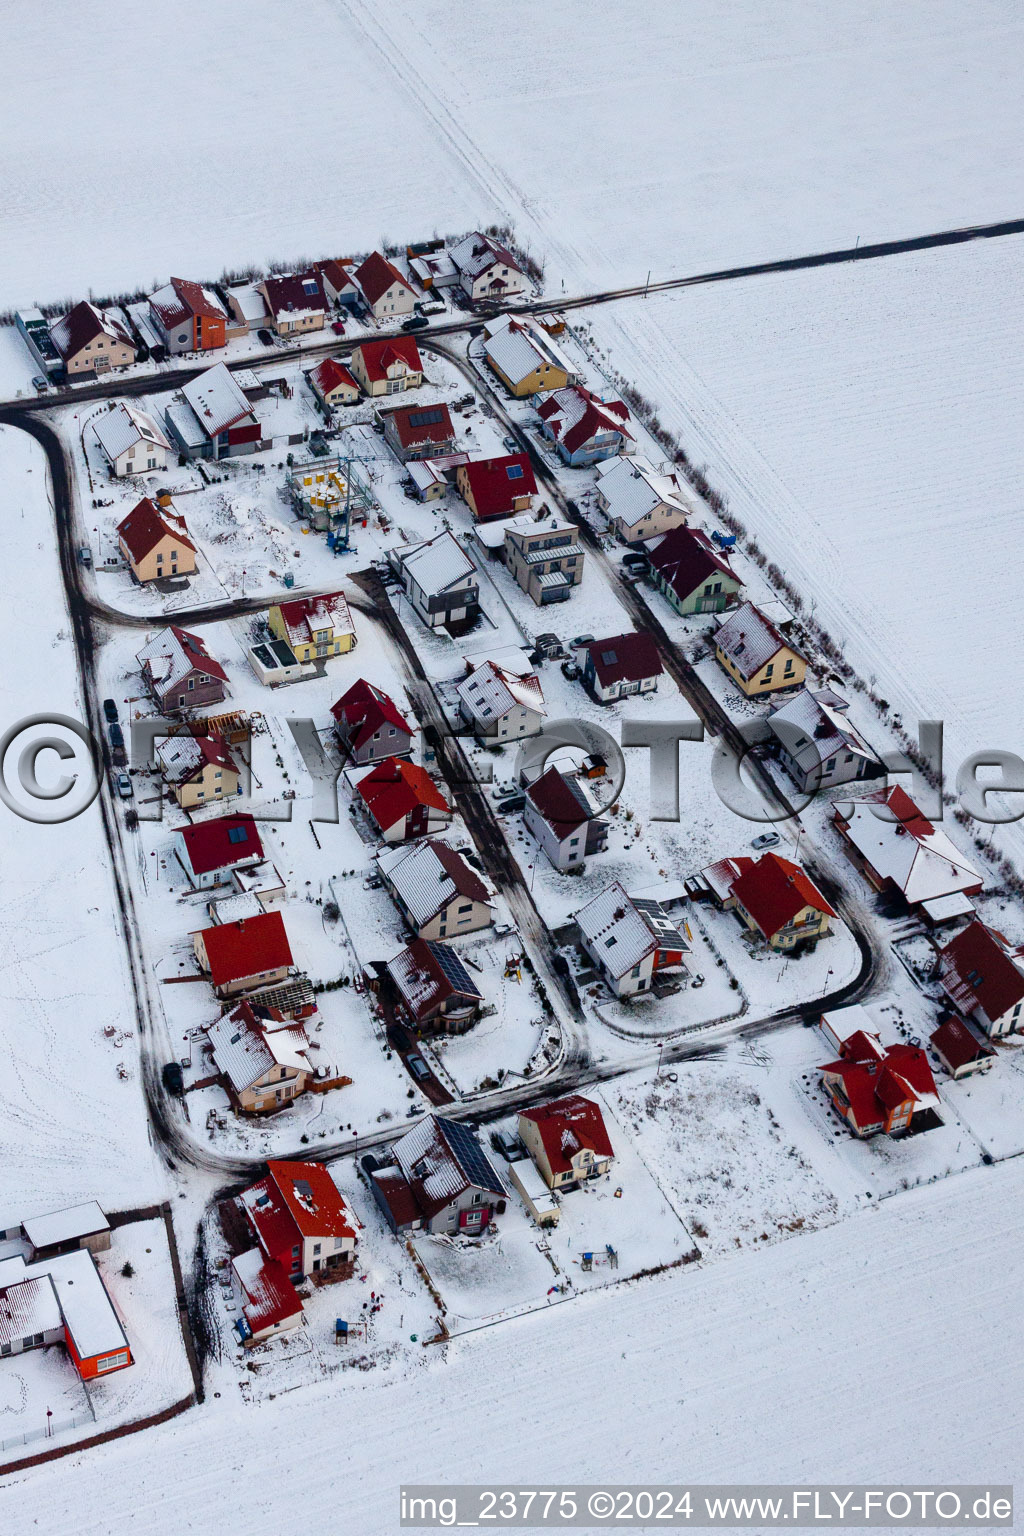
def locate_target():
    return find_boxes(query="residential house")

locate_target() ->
[224,281,270,334]
[456,658,545,741]
[148,277,228,354]
[832,785,983,924]
[481,313,576,396]
[769,687,882,792]
[203,1000,312,1114]
[258,269,329,335]
[368,1115,506,1235]
[819,1025,939,1137]
[268,591,356,663]
[380,401,457,461]
[503,514,584,605]
[352,251,417,319]
[50,301,136,376]
[165,362,262,460]
[349,336,423,396]
[117,494,197,583]
[316,259,361,308]
[595,454,694,544]
[331,679,415,765]
[648,525,743,615]
[237,1160,357,1284]
[377,838,494,941]
[575,882,687,997]
[407,453,469,501]
[230,1247,304,1347]
[930,1013,997,1078]
[518,1096,615,1189]
[192,910,294,999]
[449,232,527,302]
[937,920,1024,1039]
[157,735,240,810]
[173,812,264,889]
[93,402,170,478]
[455,453,537,520]
[307,356,360,410]
[385,938,484,1034]
[355,757,451,843]
[535,386,634,466]
[524,766,608,872]
[581,632,663,702]
[388,529,480,631]
[728,851,836,952]
[0,1246,131,1380]
[714,603,807,697]
[137,624,227,712]
[408,250,459,290]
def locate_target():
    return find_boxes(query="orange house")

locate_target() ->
[149,277,228,355]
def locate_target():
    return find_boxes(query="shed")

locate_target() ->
[508,1159,561,1226]
[22,1202,111,1260]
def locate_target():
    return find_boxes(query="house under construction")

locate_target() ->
[286,454,376,552]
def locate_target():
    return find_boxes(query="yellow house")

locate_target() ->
[204,1001,312,1114]
[482,314,576,397]
[728,852,836,953]
[117,494,197,583]
[268,591,356,663]
[713,602,807,697]
[157,735,240,809]
[51,301,136,376]
[349,337,423,397]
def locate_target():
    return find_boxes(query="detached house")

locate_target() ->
[930,1013,997,1078]
[315,259,361,309]
[518,1096,615,1189]
[728,852,835,953]
[503,514,584,605]
[482,313,575,396]
[203,999,312,1114]
[380,401,457,461]
[149,277,228,354]
[457,658,545,741]
[331,679,415,765]
[576,882,688,997]
[369,1115,506,1235]
[819,1024,939,1138]
[137,624,227,713]
[352,251,417,319]
[832,785,983,923]
[268,591,356,662]
[455,454,537,520]
[0,1246,132,1382]
[535,386,634,466]
[307,356,360,410]
[388,529,480,632]
[714,603,807,698]
[192,910,294,998]
[385,938,484,1033]
[450,232,527,302]
[356,757,451,842]
[158,735,240,809]
[117,494,197,583]
[581,632,663,702]
[937,921,1024,1039]
[259,269,329,335]
[51,301,136,377]
[174,812,264,889]
[93,402,170,478]
[378,838,494,941]
[595,454,694,544]
[349,336,423,396]
[524,766,608,872]
[166,362,261,460]
[768,687,882,793]
[648,526,742,615]
[237,1160,357,1285]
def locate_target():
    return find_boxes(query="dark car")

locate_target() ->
[496,793,526,814]
[32,375,49,394]
[407,1053,431,1081]
[108,722,124,750]
[401,315,429,332]
[622,553,649,572]
[103,698,119,723]
[257,328,274,346]
[161,1061,184,1097]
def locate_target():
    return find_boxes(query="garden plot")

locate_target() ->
[424,936,551,1097]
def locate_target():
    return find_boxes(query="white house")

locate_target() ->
[457,659,546,741]
[449,232,527,302]
[768,688,882,793]
[388,530,480,631]
[93,402,170,478]
[575,882,688,997]
[595,454,694,544]
[377,838,495,941]
[523,766,607,872]
[580,632,663,703]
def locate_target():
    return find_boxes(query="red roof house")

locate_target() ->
[581,631,663,702]
[648,525,743,615]
[353,251,416,317]
[728,852,836,952]
[535,386,633,465]
[117,496,197,581]
[175,812,264,888]
[930,1013,997,1077]
[350,335,423,395]
[231,1249,304,1344]
[820,1029,939,1137]
[517,1095,615,1189]
[356,757,451,842]
[238,1160,357,1285]
[308,356,359,407]
[937,921,1024,1038]
[331,680,414,765]
[149,277,228,353]
[455,454,537,520]
[380,400,457,461]
[192,910,294,997]
[260,270,329,332]
[51,301,136,375]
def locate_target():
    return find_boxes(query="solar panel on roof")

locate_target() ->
[601,650,617,665]
[506,464,524,479]
[228,826,249,845]
[424,940,476,995]
[406,407,445,430]
[440,1117,505,1198]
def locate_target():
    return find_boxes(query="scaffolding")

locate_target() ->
[286,453,377,552]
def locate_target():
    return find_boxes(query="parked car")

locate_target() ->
[502,435,520,454]
[407,1054,431,1082]
[401,315,429,332]
[108,722,124,750]
[115,772,133,799]
[571,634,595,650]
[560,660,581,681]
[496,793,526,814]
[78,545,92,567]
[161,1061,185,1097]
[32,375,49,394]
[103,698,119,723]
[257,328,274,346]
[331,318,347,335]
[751,831,781,851]
[622,553,649,572]
[417,299,447,316]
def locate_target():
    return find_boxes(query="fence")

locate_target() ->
[1,1410,94,1456]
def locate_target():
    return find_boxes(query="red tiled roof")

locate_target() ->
[273,592,353,645]
[197,911,293,988]
[648,525,739,602]
[268,1161,356,1241]
[519,1095,614,1177]
[152,277,225,328]
[179,812,263,877]
[384,401,455,450]
[235,1253,302,1333]
[585,631,663,688]
[51,301,134,361]
[357,757,450,833]
[930,1014,996,1071]
[729,852,835,939]
[536,387,632,455]
[117,498,196,563]
[939,921,1024,1025]
[459,454,537,519]
[331,680,413,752]
[161,734,236,786]
[354,251,415,308]
[309,356,358,398]
[821,1043,937,1131]
[526,766,592,839]
[315,259,356,292]
[262,269,328,318]
[353,335,422,384]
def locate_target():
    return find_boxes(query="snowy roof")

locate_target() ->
[353,251,415,308]
[262,269,328,320]
[457,659,545,724]
[938,921,1024,1023]
[157,733,236,786]
[391,1114,505,1222]
[331,679,414,751]
[576,882,660,977]
[387,938,482,1022]
[409,250,457,284]
[391,529,475,595]
[22,1202,109,1252]
[526,767,599,839]
[352,335,422,383]
[231,1248,302,1333]
[377,838,490,926]
[227,282,269,323]
[0,1250,129,1362]
[50,301,134,361]
[833,785,983,905]
[93,402,170,462]
[596,454,692,524]
[482,315,573,385]
[207,1001,309,1094]
[0,1274,61,1349]
[535,386,633,454]
[273,591,355,647]
[150,277,226,328]
[137,624,226,693]
[769,688,877,773]
[519,1095,615,1176]
[180,362,255,439]
[699,855,754,905]
[450,232,523,283]
[715,602,796,681]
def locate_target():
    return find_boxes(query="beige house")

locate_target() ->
[377,838,495,941]
[504,514,584,606]
[117,494,197,583]
[713,602,807,698]
[51,301,136,376]
[349,336,423,397]
[258,270,328,335]
[595,454,694,544]
[203,1000,312,1114]
[157,735,240,809]
[482,313,576,398]
[518,1096,615,1190]
[352,252,417,319]
[192,910,294,999]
